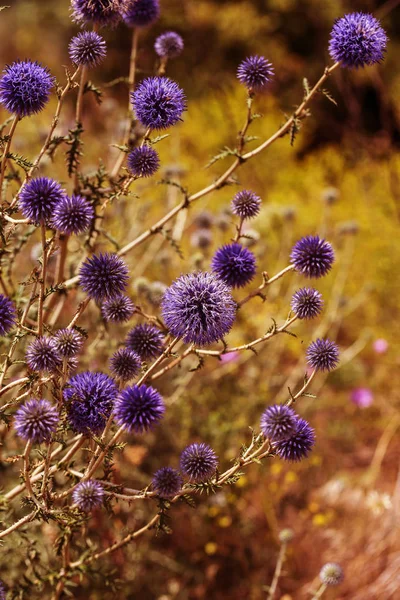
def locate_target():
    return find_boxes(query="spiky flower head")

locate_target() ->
[290,235,335,278]
[19,177,66,225]
[26,337,61,373]
[110,348,141,381]
[0,60,54,117]
[329,13,387,68]
[114,384,165,433]
[211,243,256,288]
[162,272,236,346]
[14,399,59,444]
[127,145,160,178]
[126,323,164,360]
[152,467,183,498]
[260,404,298,442]
[132,77,186,130]
[102,295,135,322]
[290,287,323,319]
[0,294,17,336]
[72,479,104,511]
[69,31,107,67]
[155,31,184,58]
[306,338,339,372]
[319,563,344,586]
[53,328,84,358]
[180,442,218,482]
[79,253,129,302]
[52,194,94,235]
[123,0,160,27]
[63,371,118,434]
[71,0,123,26]
[237,55,274,91]
[274,418,315,462]
[231,189,261,220]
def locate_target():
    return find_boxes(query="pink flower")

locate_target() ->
[220,351,240,365]
[351,387,373,408]
[373,339,388,354]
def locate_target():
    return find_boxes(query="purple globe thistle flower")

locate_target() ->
[114,384,165,433]
[14,399,59,444]
[152,467,183,498]
[26,337,61,373]
[19,177,66,225]
[155,32,184,59]
[319,563,344,586]
[0,60,54,118]
[237,55,274,91]
[123,0,160,27]
[329,13,387,69]
[0,294,17,336]
[161,271,236,346]
[274,418,315,462]
[180,442,218,482]
[211,243,256,288]
[52,194,94,235]
[71,0,123,26]
[351,387,373,408]
[53,328,84,358]
[69,31,107,68]
[306,338,339,372]
[290,287,323,319]
[260,404,298,442]
[110,348,141,381]
[63,371,118,435]
[127,145,160,178]
[231,189,261,220]
[79,253,129,302]
[290,235,335,279]
[126,323,164,360]
[132,77,186,130]
[102,295,135,322]
[72,479,104,511]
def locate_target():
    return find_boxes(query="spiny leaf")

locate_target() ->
[84,80,103,105]
[321,88,337,106]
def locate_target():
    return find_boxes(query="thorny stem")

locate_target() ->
[311,583,328,599]
[0,114,19,204]
[37,222,47,335]
[238,265,295,307]
[73,66,88,191]
[23,440,42,510]
[267,542,288,600]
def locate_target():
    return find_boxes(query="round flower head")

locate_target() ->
[79,253,129,302]
[126,323,164,360]
[290,287,323,319]
[329,13,387,68]
[155,31,184,59]
[0,60,53,118]
[211,243,256,288]
[132,77,186,130]
[63,371,118,434]
[127,145,160,178]
[152,467,183,498]
[180,443,218,482]
[26,337,61,373]
[114,384,165,433]
[0,294,17,336]
[72,479,104,511]
[274,418,315,462]
[123,0,160,27]
[71,0,123,26]
[19,177,66,225]
[260,404,298,442]
[68,31,107,68]
[290,235,335,278]
[110,348,141,382]
[53,328,84,358]
[14,399,59,444]
[231,189,261,220]
[162,271,236,346]
[306,338,339,372]
[237,55,274,91]
[319,563,344,586]
[102,295,135,322]
[52,194,94,235]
